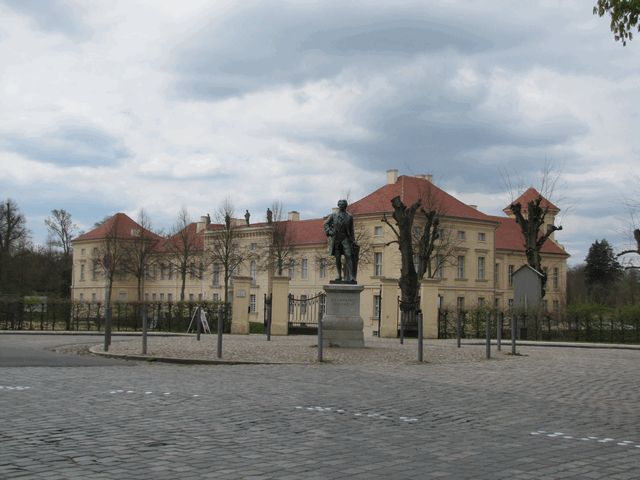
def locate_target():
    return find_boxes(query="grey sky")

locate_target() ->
[0,0,638,265]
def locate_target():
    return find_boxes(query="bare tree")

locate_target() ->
[264,201,294,276]
[121,210,160,302]
[207,198,245,305]
[45,209,78,297]
[382,182,460,307]
[383,196,422,307]
[166,207,202,302]
[45,209,77,257]
[0,199,29,292]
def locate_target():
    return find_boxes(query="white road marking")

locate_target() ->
[296,406,418,423]
[531,430,639,449]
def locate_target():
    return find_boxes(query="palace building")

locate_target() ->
[71,170,568,336]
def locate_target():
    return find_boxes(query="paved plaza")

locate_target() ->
[1,334,639,479]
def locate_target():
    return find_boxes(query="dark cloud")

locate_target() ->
[169,2,526,100]
[1,0,87,38]
[1,125,128,166]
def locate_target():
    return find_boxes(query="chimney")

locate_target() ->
[386,169,398,184]
[469,205,477,210]
[426,174,433,183]
[196,215,208,233]
[288,211,300,221]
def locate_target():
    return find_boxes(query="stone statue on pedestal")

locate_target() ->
[323,199,359,283]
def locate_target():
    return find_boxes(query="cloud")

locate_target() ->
[0,0,87,38]
[0,124,129,166]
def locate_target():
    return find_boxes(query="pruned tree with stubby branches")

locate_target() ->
[121,209,160,302]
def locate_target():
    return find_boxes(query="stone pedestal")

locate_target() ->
[420,278,441,339]
[231,276,251,335]
[270,276,290,336]
[322,284,364,348]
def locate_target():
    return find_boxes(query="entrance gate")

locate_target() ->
[288,292,325,335]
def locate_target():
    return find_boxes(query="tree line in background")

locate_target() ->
[0,200,76,298]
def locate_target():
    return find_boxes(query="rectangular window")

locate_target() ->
[319,258,327,279]
[79,293,84,301]
[457,230,466,241]
[152,293,157,301]
[553,300,560,312]
[456,296,465,312]
[212,293,219,302]
[249,294,256,313]
[494,263,500,287]
[168,293,173,303]
[168,264,174,280]
[553,268,559,289]
[478,297,485,307]
[374,252,383,276]
[80,264,85,281]
[118,292,127,302]
[160,264,167,280]
[250,260,257,285]
[301,258,308,279]
[508,265,515,287]
[508,298,514,309]
[373,295,381,320]
[478,232,486,242]
[92,293,97,303]
[81,248,86,257]
[288,259,295,279]
[92,261,99,281]
[250,242,257,251]
[374,226,383,237]
[160,293,164,301]
[144,293,149,302]
[477,256,485,280]
[456,256,465,279]
[434,254,444,278]
[198,293,203,301]
[189,293,194,301]
[212,265,220,286]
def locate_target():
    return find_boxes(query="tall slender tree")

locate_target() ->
[166,207,202,302]
[207,199,245,305]
[45,209,78,297]
[0,199,29,293]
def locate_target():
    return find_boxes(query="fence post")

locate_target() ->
[485,310,491,359]
[318,315,323,363]
[142,303,148,355]
[216,304,224,359]
[511,314,517,355]
[497,311,502,351]
[417,310,423,363]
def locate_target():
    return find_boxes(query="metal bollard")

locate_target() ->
[318,317,323,363]
[417,311,423,363]
[485,311,491,359]
[497,312,502,351]
[511,314,517,355]
[217,304,224,359]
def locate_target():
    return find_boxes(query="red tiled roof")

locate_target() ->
[156,222,204,252]
[503,187,559,215]
[73,213,163,242]
[287,218,326,246]
[491,215,568,256]
[348,175,495,222]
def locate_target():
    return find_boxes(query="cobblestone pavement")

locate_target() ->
[1,335,639,479]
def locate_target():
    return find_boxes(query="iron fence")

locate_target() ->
[288,292,325,335]
[437,307,640,344]
[0,300,231,333]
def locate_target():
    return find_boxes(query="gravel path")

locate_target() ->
[87,334,508,365]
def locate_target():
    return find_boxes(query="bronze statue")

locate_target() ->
[244,210,250,226]
[323,199,358,283]
[266,208,273,224]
